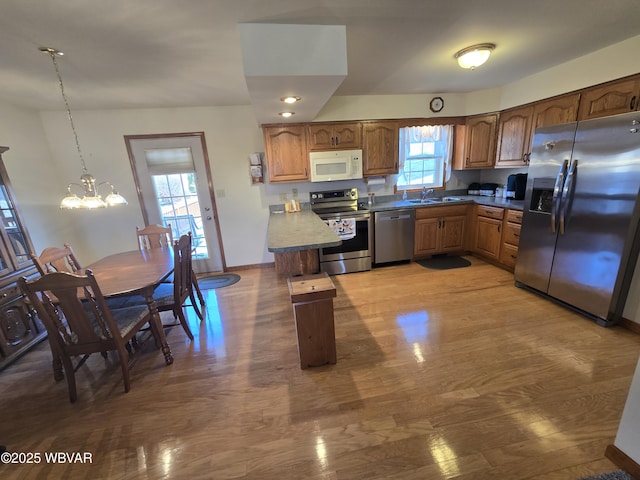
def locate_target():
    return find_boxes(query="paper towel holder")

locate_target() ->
[365,176,386,185]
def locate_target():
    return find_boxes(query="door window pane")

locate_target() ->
[151,173,207,259]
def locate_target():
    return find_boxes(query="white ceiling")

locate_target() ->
[1,0,639,125]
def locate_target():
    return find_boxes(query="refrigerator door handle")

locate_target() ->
[559,159,578,235]
[551,159,569,233]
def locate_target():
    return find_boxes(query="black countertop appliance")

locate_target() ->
[506,173,527,200]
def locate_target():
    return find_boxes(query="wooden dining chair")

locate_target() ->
[107,233,202,339]
[31,243,82,275]
[136,224,205,315]
[18,270,157,403]
[136,224,173,250]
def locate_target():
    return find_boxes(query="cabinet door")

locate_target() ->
[0,289,46,370]
[440,215,466,252]
[495,105,533,167]
[532,93,580,130]
[0,152,36,273]
[332,123,361,149]
[475,216,502,259]
[263,125,309,182]
[577,77,640,121]
[307,123,361,149]
[414,218,440,256]
[362,121,399,176]
[464,114,497,169]
[307,125,334,150]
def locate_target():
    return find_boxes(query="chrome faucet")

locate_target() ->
[421,187,434,202]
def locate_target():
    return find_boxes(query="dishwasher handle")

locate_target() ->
[379,213,412,221]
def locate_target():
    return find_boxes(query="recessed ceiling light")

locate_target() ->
[279,112,295,118]
[455,43,495,69]
[281,96,301,104]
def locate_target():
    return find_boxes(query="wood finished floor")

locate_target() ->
[2,257,640,480]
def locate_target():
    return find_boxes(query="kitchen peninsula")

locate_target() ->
[267,209,341,276]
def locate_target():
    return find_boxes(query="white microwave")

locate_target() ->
[309,149,363,182]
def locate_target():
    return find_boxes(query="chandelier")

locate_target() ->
[40,47,128,209]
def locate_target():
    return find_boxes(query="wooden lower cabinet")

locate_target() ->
[500,209,523,270]
[473,205,504,260]
[414,205,467,257]
[0,284,45,370]
[274,249,319,276]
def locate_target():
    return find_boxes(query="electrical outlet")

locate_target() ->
[292,188,298,198]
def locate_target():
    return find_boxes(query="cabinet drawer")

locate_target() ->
[0,285,22,306]
[506,209,523,224]
[501,243,519,268]
[503,222,521,246]
[415,205,468,219]
[476,205,504,220]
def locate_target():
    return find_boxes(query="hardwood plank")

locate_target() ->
[1,258,639,479]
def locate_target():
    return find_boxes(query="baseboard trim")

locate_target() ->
[605,444,640,479]
[619,317,640,334]
[226,262,275,272]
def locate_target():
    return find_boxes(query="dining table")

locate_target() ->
[84,247,175,365]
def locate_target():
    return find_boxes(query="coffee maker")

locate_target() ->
[506,173,527,200]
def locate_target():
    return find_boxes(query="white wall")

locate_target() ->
[37,106,267,267]
[0,101,74,257]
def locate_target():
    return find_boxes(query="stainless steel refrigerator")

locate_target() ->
[514,111,640,326]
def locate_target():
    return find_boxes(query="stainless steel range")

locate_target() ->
[310,188,372,275]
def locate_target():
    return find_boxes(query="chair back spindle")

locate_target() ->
[136,224,173,250]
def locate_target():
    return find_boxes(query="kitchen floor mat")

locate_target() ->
[417,255,471,270]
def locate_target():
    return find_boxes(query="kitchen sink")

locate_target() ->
[407,197,463,204]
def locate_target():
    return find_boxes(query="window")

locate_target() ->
[397,125,453,191]
[144,148,207,259]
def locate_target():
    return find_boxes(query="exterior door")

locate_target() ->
[125,132,225,273]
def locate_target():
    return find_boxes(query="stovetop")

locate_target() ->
[310,187,365,213]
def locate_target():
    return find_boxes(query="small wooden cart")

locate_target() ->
[287,272,337,369]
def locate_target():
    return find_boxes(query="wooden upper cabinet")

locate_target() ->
[577,77,640,121]
[362,121,399,176]
[263,125,309,183]
[495,105,534,168]
[531,93,580,130]
[456,113,498,169]
[307,122,362,150]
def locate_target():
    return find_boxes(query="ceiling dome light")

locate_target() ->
[455,43,496,69]
[279,112,295,118]
[281,96,301,104]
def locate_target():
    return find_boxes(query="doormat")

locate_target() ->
[417,255,471,270]
[196,273,241,290]
[578,471,635,480]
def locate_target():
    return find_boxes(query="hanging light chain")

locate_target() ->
[47,49,88,174]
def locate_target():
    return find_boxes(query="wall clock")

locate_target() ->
[429,96,444,113]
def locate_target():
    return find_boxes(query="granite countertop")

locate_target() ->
[268,209,341,253]
[268,195,525,253]
[368,195,525,212]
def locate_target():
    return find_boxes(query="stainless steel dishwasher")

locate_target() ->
[374,209,415,264]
